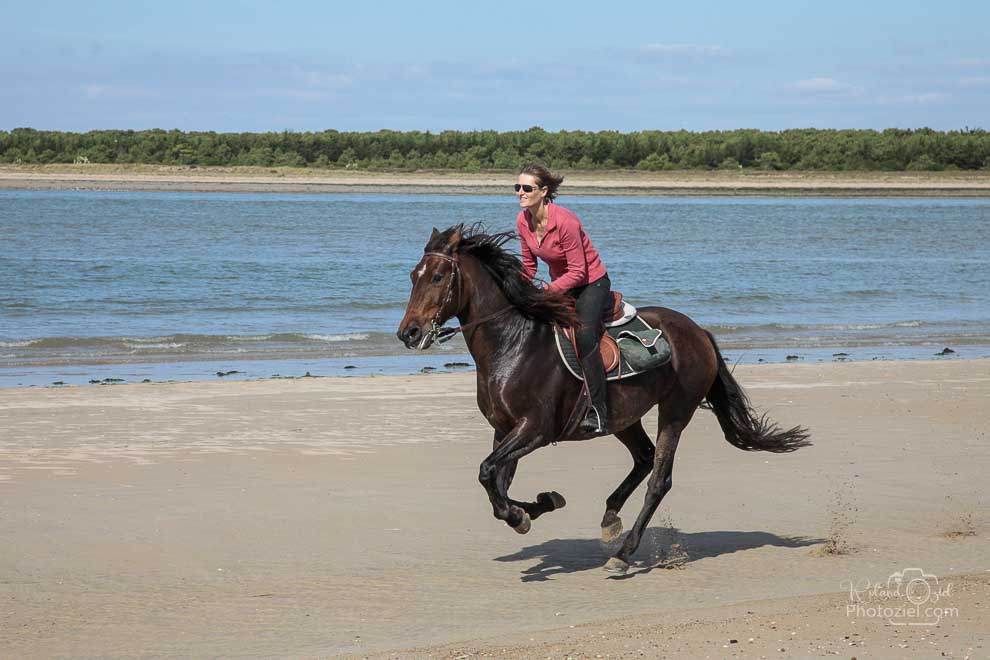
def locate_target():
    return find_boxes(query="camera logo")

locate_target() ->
[890,568,937,606]
[843,567,956,626]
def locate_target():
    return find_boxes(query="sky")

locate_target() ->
[2,0,989,133]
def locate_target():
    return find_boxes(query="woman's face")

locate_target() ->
[516,174,547,212]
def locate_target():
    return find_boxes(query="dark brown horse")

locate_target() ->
[397,225,810,574]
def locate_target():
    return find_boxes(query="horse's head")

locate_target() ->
[396,227,463,350]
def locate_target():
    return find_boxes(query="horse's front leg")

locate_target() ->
[492,433,567,522]
[479,421,551,533]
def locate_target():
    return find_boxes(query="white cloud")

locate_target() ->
[792,77,843,92]
[298,71,353,88]
[402,63,432,79]
[898,92,950,105]
[787,77,953,108]
[787,78,867,101]
[642,74,725,90]
[958,77,990,88]
[639,43,724,56]
[252,88,332,100]
[870,91,951,106]
[82,84,157,99]
[952,58,990,70]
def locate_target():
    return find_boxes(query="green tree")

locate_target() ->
[756,151,783,170]
[636,152,671,171]
[907,153,938,171]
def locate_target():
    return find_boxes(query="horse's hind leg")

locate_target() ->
[601,420,655,543]
[604,416,687,574]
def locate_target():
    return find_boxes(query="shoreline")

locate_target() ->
[3,164,990,196]
[2,345,983,389]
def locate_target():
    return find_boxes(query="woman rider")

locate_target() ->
[515,163,611,435]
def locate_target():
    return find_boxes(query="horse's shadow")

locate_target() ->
[494,527,824,581]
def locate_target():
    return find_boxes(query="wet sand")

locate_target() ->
[3,164,990,196]
[0,359,987,657]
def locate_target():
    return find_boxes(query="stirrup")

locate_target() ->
[579,406,608,434]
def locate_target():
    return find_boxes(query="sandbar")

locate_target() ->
[3,164,990,196]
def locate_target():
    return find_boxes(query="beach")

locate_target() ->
[1,359,987,658]
[3,164,990,196]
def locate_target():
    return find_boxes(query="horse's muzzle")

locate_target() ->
[397,323,430,350]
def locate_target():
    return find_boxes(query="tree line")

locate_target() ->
[2,126,989,171]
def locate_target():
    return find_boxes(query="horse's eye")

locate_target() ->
[431,273,444,284]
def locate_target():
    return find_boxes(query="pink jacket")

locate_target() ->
[516,203,607,292]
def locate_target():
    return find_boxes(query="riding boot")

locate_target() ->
[579,350,609,435]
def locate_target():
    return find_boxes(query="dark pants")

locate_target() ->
[570,274,611,357]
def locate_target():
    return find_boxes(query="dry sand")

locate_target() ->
[0,359,987,658]
[3,164,990,196]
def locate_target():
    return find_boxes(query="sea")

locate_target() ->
[2,190,989,387]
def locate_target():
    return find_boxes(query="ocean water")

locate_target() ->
[2,190,989,387]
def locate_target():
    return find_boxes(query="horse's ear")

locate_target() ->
[445,228,461,253]
[426,227,441,252]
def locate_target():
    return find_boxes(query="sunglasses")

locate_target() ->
[514,184,543,193]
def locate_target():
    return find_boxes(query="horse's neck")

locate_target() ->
[462,310,551,378]
[457,260,551,372]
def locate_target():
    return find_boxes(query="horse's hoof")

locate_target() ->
[513,511,532,534]
[603,557,629,574]
[538,491,566,510]
[601,517,624,543]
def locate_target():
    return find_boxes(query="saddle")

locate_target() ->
[602,291,635,325]
[555,292,671,381]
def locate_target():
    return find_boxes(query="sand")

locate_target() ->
[3,164,990,196]
[0,359,987,658]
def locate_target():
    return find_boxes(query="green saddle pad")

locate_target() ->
[554,314,672,381]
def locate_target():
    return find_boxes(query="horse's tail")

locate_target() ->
[703,331,811,452]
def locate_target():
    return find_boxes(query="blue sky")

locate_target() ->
[2,0,988,132]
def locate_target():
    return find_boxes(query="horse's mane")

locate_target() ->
[426,223,578,327]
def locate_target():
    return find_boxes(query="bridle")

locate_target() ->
[419,251,511,346]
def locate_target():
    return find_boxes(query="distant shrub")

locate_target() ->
[1,126,988,171]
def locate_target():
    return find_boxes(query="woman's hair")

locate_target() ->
[519,163,564,202]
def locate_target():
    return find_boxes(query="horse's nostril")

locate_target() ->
[399,325,422,344]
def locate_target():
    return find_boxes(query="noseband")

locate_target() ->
[421,251,511,345]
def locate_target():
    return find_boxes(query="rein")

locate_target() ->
[422,251,512,344]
